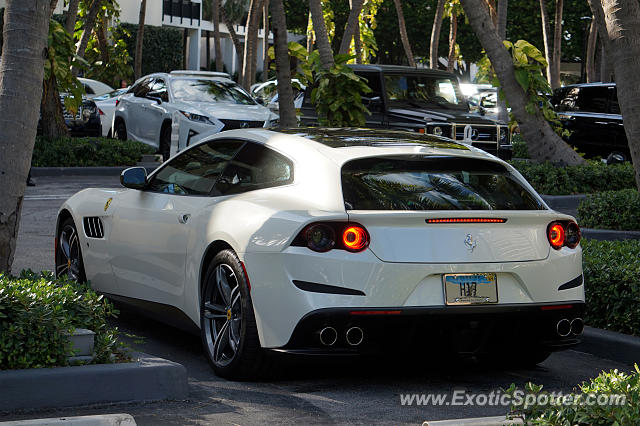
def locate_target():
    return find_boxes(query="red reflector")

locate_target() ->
[349,310,402,315]
[541,304,573,311]
[240,261,251,292]
[426,218,507,224]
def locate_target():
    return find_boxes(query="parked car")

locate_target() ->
[468,89,501,119]
[300,65,512,160]
[113,70,278,160]
[551,83,629,159]
[93,88,128,137]
[251,78,306,113]
[55,127,584,379]
[41,95,101,137]
[78,77,114,98]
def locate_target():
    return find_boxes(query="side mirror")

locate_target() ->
[120,167,147,190]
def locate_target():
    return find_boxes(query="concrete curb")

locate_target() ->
[0,353,188,412]
[581,228,640,241]
[576,326,640,366]
[424,416,523,425]
[0,414,136,426]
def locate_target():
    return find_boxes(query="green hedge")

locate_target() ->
[507,366,640,424]
[511,134,530,159]
[32,136,155,167]
[116,23,183,77]
[583,239,640,336]
[578,189,640,231]
[510,159,636,195]
[0,272,119,369]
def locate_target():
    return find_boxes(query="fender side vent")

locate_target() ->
[83,217,104,239]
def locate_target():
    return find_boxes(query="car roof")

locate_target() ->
[348,64,458,78]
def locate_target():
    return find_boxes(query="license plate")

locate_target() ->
[443,273,498,305]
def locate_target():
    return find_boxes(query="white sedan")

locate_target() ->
[55,128,584,379]
[93,88,128,137]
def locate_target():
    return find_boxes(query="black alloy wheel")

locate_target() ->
[55,217,86,282]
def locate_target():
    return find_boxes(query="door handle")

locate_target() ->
[178,214,191,224]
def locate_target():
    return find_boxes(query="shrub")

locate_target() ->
[506,366,640,425]
[510,159,635,195]
[32,136,155,167]
[582,239,640,336]
[578,189,640,231]
[0,271,119,369]
[512,134,530,159]
[116,24,183,76]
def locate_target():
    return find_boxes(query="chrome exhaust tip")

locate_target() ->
[319,327,338,346]
[556,319,571,337]
[345,327,364,346]
[571,318,584,335]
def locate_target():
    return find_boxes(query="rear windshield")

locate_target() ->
[342,156,544,211]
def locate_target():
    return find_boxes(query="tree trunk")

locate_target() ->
[586,0,613,82]
[585,17,597,82]
[40,74,69,139]
[600,45,612,82]
[485,0,497,25]
[220,6,243,73]
[97,13,110,65]
[599,0,640,190]
[242,0,265,89]
[74,0,102,74]
[262,0,270,82]
[213,0,223,72]
[338,0,364,56]
[550,0,563,89]
[353,16,362,64]
[270,0,296,127]
[460,0,584,165]
[429,0,445,69]
[49,0,57,16]
[309,0,334,70]
[64,0,81,36]
[447,11,457,73]
[306,11,314,54]
[539,0,553,86]
[0,0,51,273]
[135,0,147,79]
[392,0,415,67]
[496,0,509,124]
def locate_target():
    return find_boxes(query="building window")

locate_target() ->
[164,0,200,25]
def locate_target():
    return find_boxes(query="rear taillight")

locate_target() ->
[98,108,105,115]
[547,221,581,250]
[115,100,119,107]
[293,222,370,253]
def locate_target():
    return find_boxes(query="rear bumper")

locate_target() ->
[279,302,585,354]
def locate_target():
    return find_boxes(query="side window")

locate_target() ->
[146,140,245,195]
[609,87,620,114]
[83,84,95,95]
[577,87,609,113]
[358,72,384,111]
[555,87,579,111]
[149,78,169,102]
[215,143,293,195]
[133,78,153,98]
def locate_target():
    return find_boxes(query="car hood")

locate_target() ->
[173,101,277,121]
[388,106,504,125]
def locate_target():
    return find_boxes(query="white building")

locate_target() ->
[0,0,279,75]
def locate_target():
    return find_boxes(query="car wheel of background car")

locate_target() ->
[200,249,268,380]
[115,120,127,141]
[159,122,171,162]
[55,217,86,283]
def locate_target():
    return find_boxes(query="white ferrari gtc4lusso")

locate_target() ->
[55,128,584,379]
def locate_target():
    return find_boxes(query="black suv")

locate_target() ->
[551,83,628,159]
[299,64,512,160]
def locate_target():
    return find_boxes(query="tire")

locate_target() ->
[115,120,127,141]
[159,123,171,162]
[55,217,87,283]
[200,250,268,380]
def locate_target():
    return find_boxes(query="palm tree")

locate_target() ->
[262,0,270,82]
[220,5,244,73]
[241,0,265,89]
[429,0,445,69]
[64,0,81,35]
[0,0,51,272]
[539,0,553,86]
[392,0,415,67]
[270,0,296,127]
[338,0,364,56]
[585,17,597,82]
[445,1,463,73]
[135,0,147,79]
[550,0,563,89]
[213,0,223,72]
[74,0,103,75]
[496,0,509,123]
[459,0,584,165]
[309,0,335,69]
[588,0,640,190]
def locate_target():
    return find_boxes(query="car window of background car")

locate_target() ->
[383,75,465,107]
[149,78,169,102]
[215,142,293,196]
[357,72,384,111]
[146,140,245,195]
[576,86,609,113]
[341,156,544,211]
[93,88,128,101]
[171,78,256,105]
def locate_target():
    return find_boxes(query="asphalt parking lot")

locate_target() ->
[4,174,635,425]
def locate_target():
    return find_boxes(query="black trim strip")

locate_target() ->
[558,274,584,291]
[292,280,365,296]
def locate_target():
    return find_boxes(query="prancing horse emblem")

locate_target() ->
[104,197,112,212]
[464,234,477,252]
